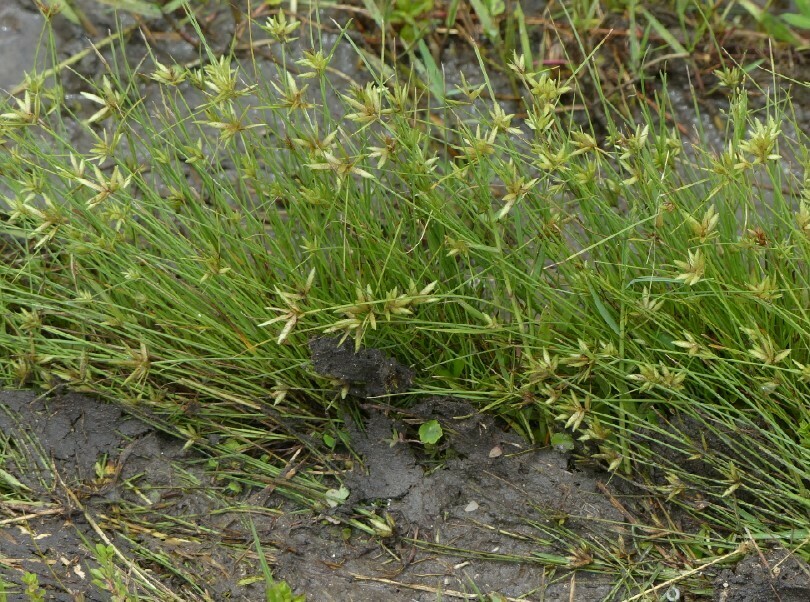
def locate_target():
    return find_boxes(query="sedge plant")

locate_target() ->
[0,3,808,591]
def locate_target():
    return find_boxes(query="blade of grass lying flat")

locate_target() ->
[625,276,683,287]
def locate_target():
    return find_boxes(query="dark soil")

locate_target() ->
[0,389,267,600]
[310,336,415,398]
[277,396,623,601]
[714,547,810,602]
[0,388,616,600]
[3,388,809,600]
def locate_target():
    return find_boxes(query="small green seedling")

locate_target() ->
[418,419,443,445]
[551,432,575,453]
[324,485,350,508]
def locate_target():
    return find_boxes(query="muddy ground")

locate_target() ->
[1,386,620,601]
[2,387,810,600]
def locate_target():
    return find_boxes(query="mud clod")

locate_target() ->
[309,336,414,398]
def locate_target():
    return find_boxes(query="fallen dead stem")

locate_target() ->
[348,572,530,601]
[57,472,187,602]
[0,507,64,526]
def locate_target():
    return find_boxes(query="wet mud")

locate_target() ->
[0,389,267,600]
[310,336,415,399]
[0,3,44,93]
[277,396,622,601]
[3,388,809,599]
[714,547,810,602]
[0,388,621,600]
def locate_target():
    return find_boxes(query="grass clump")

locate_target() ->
[0,0,808,586]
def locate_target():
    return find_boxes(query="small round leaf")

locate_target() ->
[418,419,443,445]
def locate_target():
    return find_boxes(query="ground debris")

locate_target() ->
[309,336,414,398]
[713,547,810,602]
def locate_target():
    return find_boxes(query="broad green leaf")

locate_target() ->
[782,14,810,30]
[325,486,350,507]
